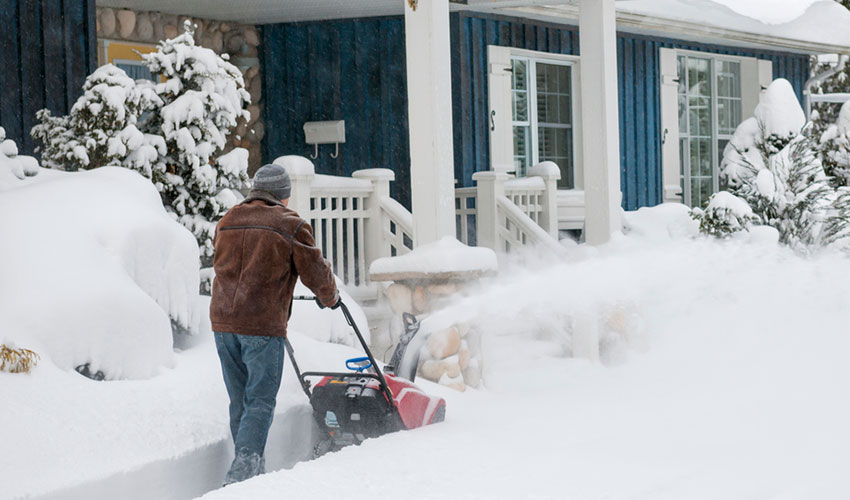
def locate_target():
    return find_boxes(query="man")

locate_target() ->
[210,163,339,485]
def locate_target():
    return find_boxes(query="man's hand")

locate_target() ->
[315,293,341,310]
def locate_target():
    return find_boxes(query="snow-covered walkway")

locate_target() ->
[6,206,850,500]
[199,212,850,500]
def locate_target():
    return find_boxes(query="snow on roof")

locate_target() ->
[615,0,850,52]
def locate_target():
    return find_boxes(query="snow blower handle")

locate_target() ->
[292,295,397,409]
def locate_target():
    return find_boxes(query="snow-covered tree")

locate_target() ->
[691,191,757,238]
[31,64,162,172]
[810,0,849,162]
[140,21,251,261]
[819,100,850,186]
[30,21,250,264]
[721,79,833,250]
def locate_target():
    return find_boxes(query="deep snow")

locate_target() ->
[199,206,850,500]
[0,166,201,379]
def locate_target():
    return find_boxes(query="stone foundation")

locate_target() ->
[383,279,484,392]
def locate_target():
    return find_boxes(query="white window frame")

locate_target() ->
[488,46,583,189]
[660,48,772,205]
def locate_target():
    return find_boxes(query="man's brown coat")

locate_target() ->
[210,191,338,337]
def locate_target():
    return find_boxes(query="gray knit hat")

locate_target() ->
[253,164,291,200]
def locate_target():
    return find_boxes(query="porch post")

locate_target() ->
[579,0,622,245]
[404,0,457,246]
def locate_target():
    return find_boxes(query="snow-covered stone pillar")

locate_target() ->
[404,0,457,246]
[579,0,622,245]
[473,171,509,252]
[353,168,395,265]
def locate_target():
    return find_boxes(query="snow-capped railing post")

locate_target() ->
[353,168,396,265]
[278,156,315,218]
[472,170,510,252]
[528,162,561,238]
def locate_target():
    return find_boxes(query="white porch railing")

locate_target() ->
[277,157,413,293]
[456,162,565,255]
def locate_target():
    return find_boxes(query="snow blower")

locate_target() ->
[287,297,446,457]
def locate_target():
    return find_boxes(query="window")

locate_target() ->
[676,55,742,208]
[99,40,160,83]
[113,59,157,83]
[511,56,575,189]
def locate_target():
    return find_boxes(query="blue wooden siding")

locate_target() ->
[260,17,411,207]
[452,12,810,210]
[0,0,97,156]
[260,12,810,211]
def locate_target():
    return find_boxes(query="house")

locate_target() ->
[3,0,850,251]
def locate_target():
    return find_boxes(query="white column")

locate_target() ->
[472,171,509,252]
[353,168,395,264]
[579,0,622,245]
[528,162,561,238]
[405,0,457,246]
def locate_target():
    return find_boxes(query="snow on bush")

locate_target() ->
[141,22,251,262]
[690,191,757,238]
[0,166,201,379]
[720,79,840,250]
[0,127,39,189]
[31,64,163,172]
[820,99,850,186]
[31,21,250,265]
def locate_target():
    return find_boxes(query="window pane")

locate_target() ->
[717,61,741,98]
[538,126,573,189]
[536,62,572,125]
[678,94,688,134]
[677,55,687,95]
[513,125,531,176]
[688,57,711,97]
[512,59,528,122]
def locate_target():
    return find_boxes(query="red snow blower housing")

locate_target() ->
[287,297,445,456]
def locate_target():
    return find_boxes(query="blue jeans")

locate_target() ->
[214,332,285,485]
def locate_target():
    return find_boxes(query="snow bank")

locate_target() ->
[0,166,201,379]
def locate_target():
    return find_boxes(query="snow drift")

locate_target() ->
[0,164,201,379]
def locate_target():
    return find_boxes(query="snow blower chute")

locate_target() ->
[286,296,446,456]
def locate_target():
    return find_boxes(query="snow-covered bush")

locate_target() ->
[691,191,757,238]
[30,21,250,264]
[0,166,201,379]
[721,79,834,250]
[819,100,850,187]
[0,343,40,373]
[140,21,251,261]
[31,64,162,172]
[0,127,39,189]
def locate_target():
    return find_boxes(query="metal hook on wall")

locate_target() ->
[310,143,319,160]
[330,143,340,159]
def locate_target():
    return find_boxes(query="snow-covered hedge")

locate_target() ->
[690,191,757,238]
[0,157,201,379]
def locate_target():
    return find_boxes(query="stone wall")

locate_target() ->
[95,8,264,175]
